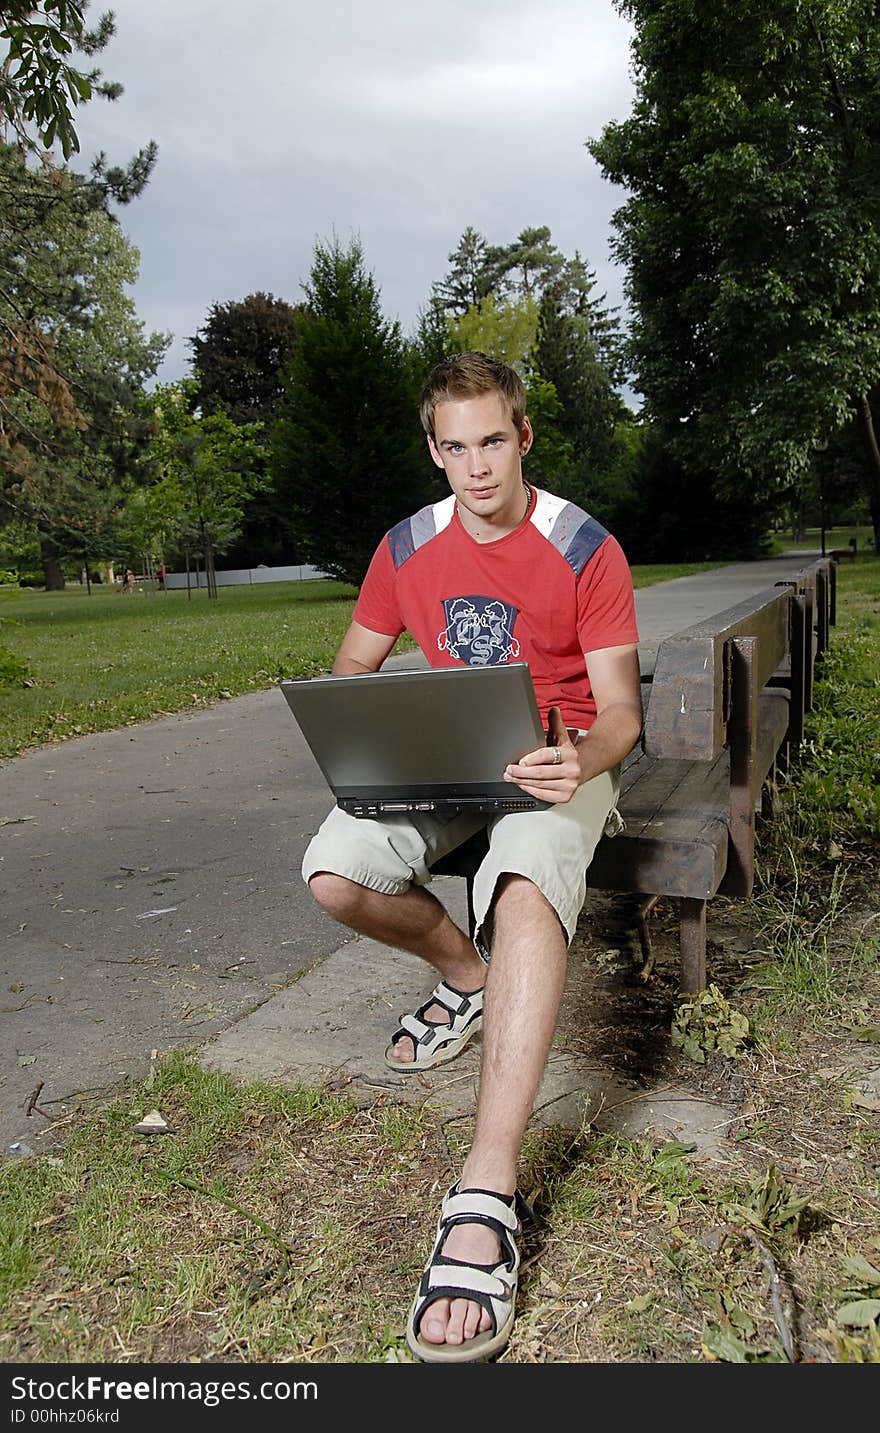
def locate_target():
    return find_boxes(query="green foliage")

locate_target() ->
[720,1164,811,1238]
[614,430,773,561]
[0,643,32,687]
[0,2,156,196]
[671,983,750,1063]
[768,567,880,851]
[147,382,269,588]
[589,0,880,538]
[448,293,538,372]
[521,374,575,494]
[0,146,168,584]
[272,234,433,587]
[188,292,302,427]
[531,270,627,485]
[1,1,97,158]
[186,292,303,567]
[834,1254,880,1330]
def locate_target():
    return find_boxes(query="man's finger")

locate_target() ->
[547,705,575,750]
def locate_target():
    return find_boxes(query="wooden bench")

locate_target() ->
[430,557,837,994]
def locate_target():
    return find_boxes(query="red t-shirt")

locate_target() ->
[354,485,639,730]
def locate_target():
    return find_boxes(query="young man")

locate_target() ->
[303,351,642,1362]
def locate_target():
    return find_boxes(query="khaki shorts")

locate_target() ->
[301,767,620,946]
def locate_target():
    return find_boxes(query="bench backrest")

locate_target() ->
[643,557,835,763]
[643,585,791,763]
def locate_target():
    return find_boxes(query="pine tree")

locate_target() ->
[272,236,432,587]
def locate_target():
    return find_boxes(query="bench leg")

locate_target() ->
[679,898,707,993]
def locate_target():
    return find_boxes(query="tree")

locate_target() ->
[589,0,880,549]
[188,292,302,426]
[431,227,495,316]
[0,150,167,585]
[410,295,450,375]
[148,382,268,598]
[491,225,566,301]
[531,260,627,474]
[273,234,433,586]
[187,291,303,568]
[448,293,539,373]
[615,432,772,563]
[1,1,158,464]
[1,2,160,582]
[2,0,111,158]
[1,2,157,190]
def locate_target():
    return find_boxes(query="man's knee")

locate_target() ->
[307,870,365,921]
[488,873,565,943]
[488,872,552,929]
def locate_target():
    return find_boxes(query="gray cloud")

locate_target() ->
[75,0,635,382]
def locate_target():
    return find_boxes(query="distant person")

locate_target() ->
[302,352,642,1362]
[121,568,134,593]
[158,562,167,590]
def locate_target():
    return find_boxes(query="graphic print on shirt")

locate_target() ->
[437,595,521,666]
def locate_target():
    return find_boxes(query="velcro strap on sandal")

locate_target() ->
[398,1012,435,1044]
[423,1263,512,1299]
[431,981,479,1015]
[441,1189,519,1232]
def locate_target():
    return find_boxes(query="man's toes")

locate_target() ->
[388,1035,415,1064]
[421,1298,451,1344]
[461,1300,487,1342]
[445,1298,470,1345]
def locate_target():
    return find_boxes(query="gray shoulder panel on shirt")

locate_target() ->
[544,501,610,576]
[387,498,449,570]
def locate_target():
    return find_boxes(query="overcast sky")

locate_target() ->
[75,0,637,386]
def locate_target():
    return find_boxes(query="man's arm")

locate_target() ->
[574,643,643,782]
[504,643,643,803]
[332,619,398,675]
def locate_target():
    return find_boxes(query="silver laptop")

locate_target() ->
[279,662,548,816]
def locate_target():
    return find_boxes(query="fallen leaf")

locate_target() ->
[850,1092,880,1113]
[133,1109,172,1134]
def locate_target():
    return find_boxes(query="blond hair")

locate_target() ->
[419,351,527,442]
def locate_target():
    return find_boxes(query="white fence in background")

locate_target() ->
[164,564,329,589]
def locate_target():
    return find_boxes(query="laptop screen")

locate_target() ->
[280,663,548,814]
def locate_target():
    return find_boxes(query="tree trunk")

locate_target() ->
[39,534,65,590]
[855,392,880,553]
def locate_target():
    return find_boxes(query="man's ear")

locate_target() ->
[427,434,446,469]
[519,416,534,456]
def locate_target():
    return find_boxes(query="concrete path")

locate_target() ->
[0,552,823,1159]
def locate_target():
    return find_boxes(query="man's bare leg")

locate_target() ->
[416,874,568,1350]
[307,873,486,1061]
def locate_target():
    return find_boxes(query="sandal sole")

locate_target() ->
[405,1293,515,1363]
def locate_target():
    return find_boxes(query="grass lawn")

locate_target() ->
[0,561,722,761]
[770,523,875,555]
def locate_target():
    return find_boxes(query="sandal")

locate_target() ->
[383,979,483,1071]
[406,1184,532,1363]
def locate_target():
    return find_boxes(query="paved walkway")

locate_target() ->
[0,553,824,1159]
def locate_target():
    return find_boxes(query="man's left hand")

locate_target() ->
[503,706,580,804]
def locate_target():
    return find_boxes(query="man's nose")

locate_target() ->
[468,448,489,473]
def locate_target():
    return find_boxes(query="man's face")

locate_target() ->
[427,392,533,535]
